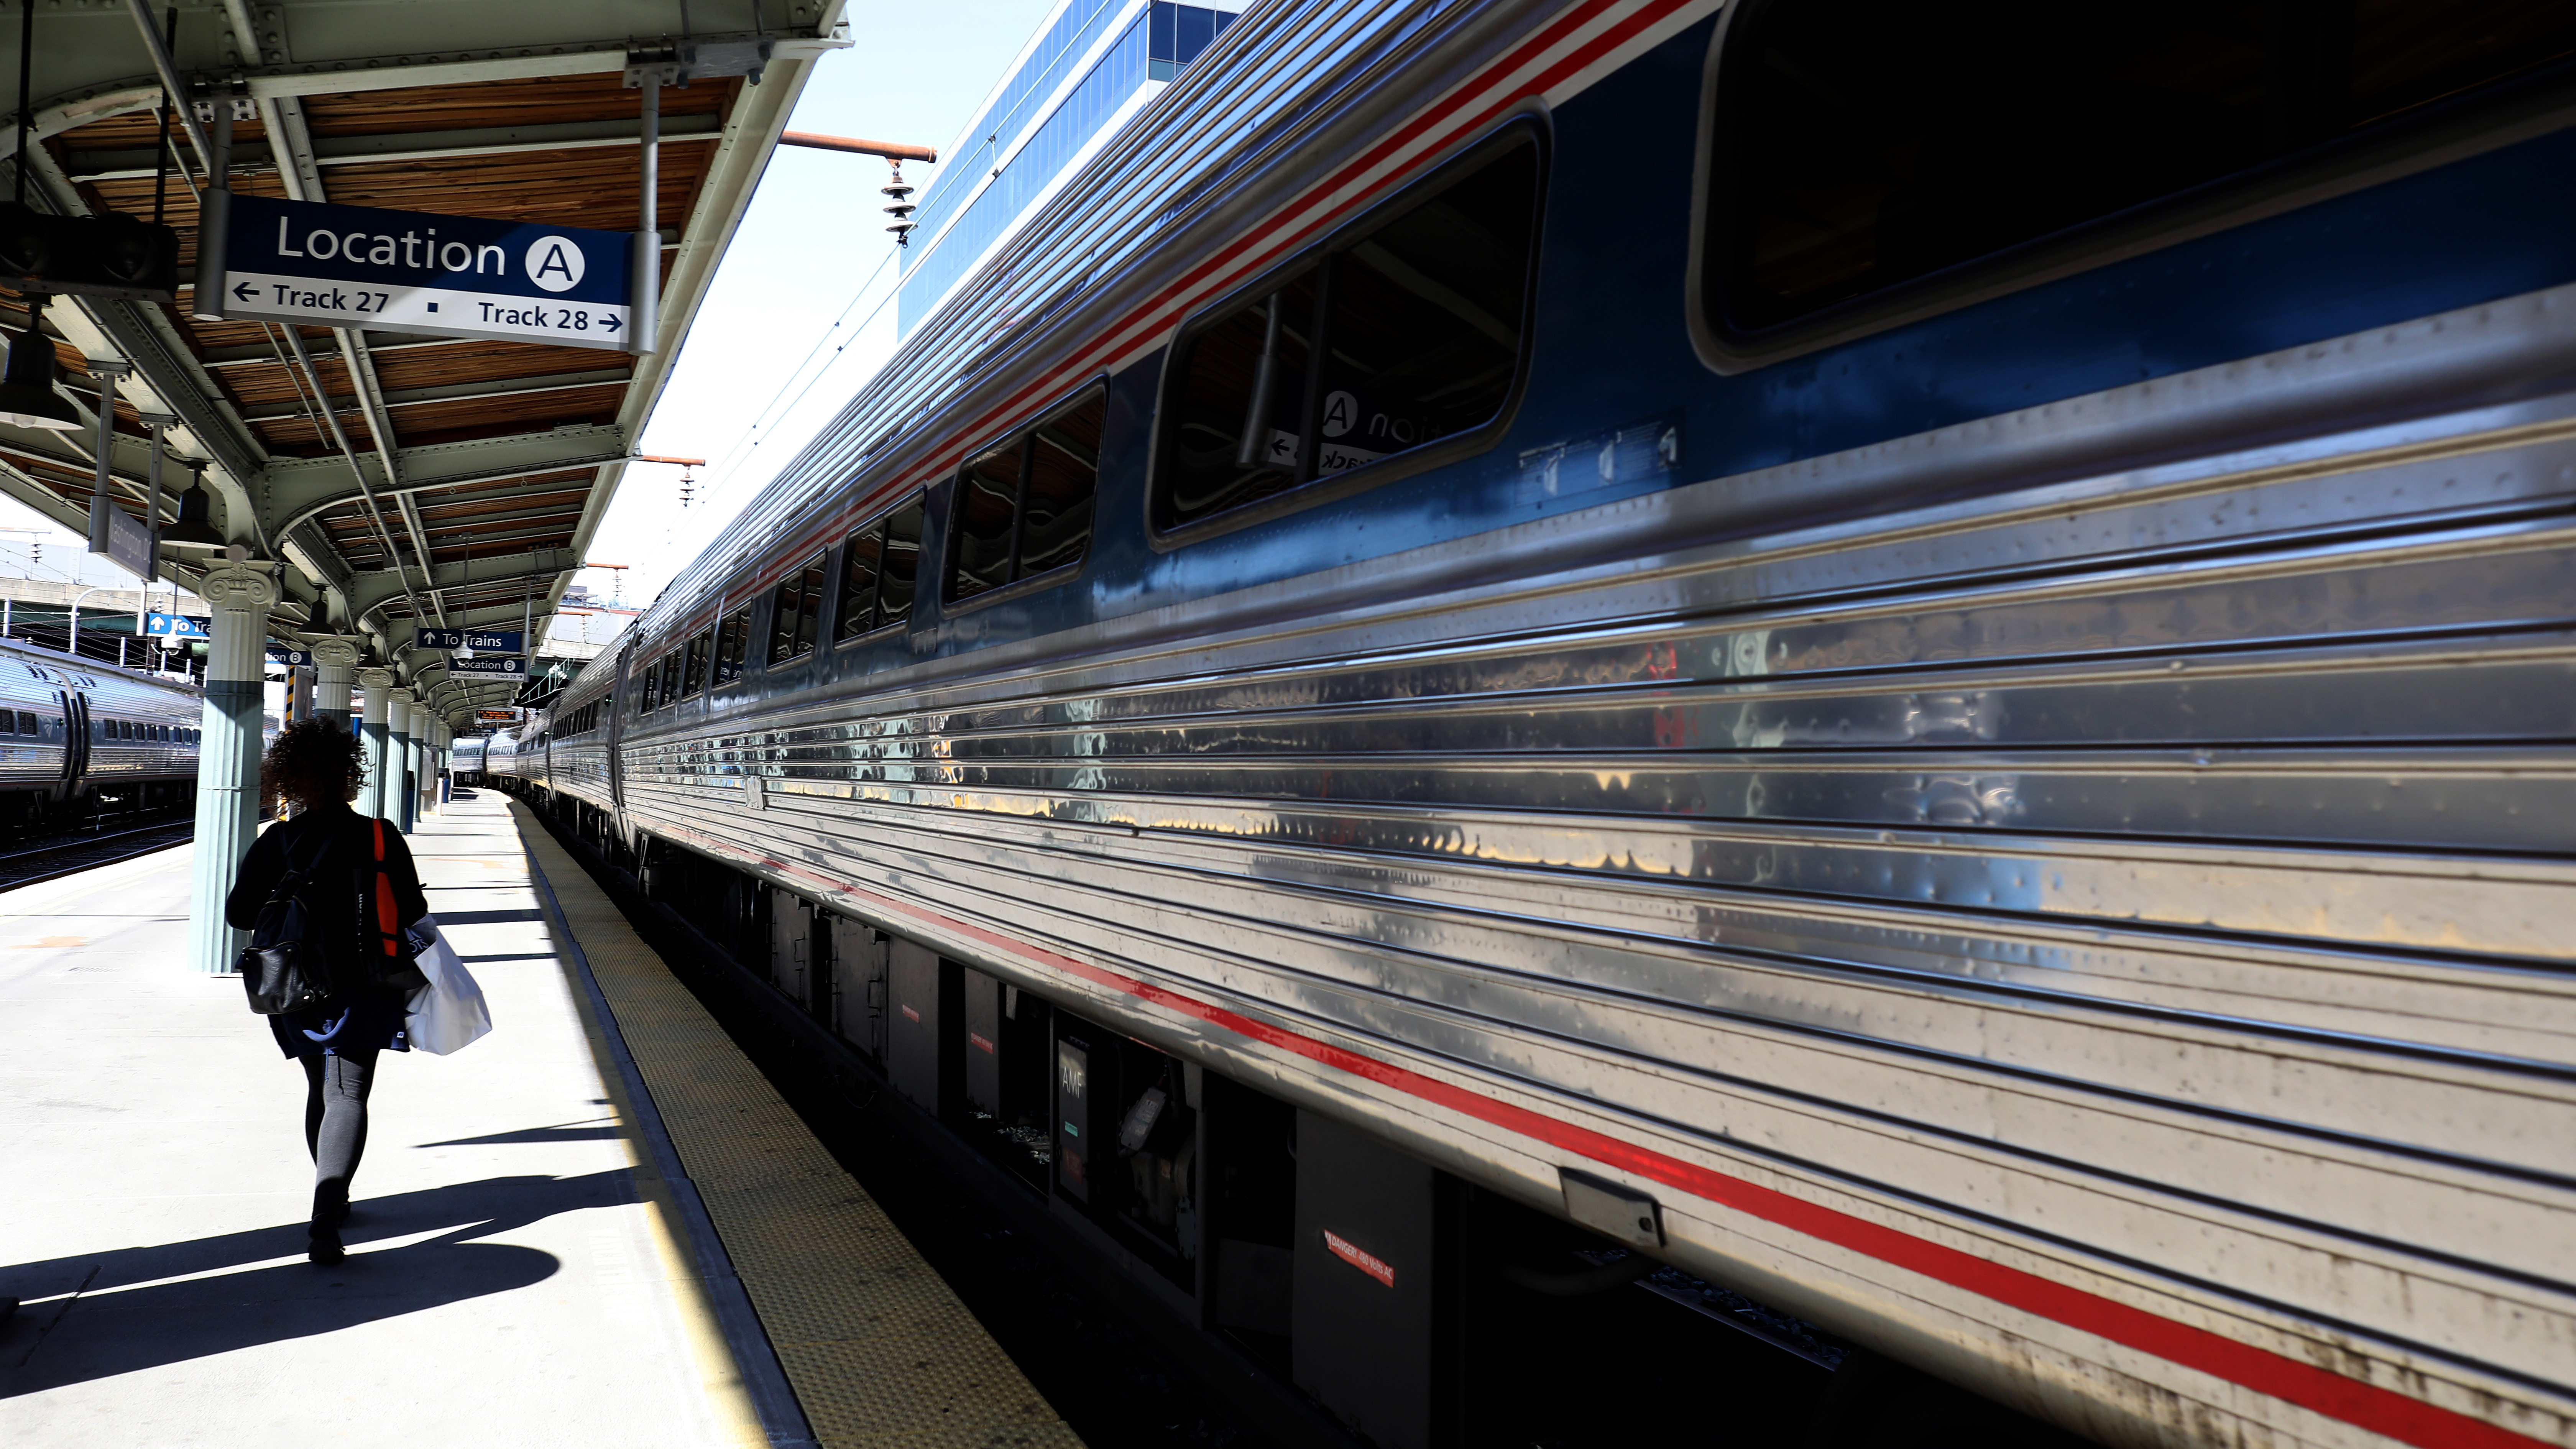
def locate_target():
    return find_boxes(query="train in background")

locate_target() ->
[493,1,2576,1445]
[0,634,203,830]
[448,733,489,786]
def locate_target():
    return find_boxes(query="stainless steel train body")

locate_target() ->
[0,636,204,823]
[448,734,487,785]
[491,2,2576,1444]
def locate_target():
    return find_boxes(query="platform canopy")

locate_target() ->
[0,0,848,725]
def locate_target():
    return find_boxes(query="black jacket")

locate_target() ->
[225,804,429,953]
[228,806,431,1058]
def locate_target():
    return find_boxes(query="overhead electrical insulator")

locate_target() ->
[883,162,917,245]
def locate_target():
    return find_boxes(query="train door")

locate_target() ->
[603,642,632,826]
[57,689,88,797]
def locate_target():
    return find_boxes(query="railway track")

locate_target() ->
[0,815,200,892]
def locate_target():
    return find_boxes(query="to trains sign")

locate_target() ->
[202,194,636,352]
[415,627,525,654]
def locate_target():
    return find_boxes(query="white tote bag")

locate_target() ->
[402,914,493,1055]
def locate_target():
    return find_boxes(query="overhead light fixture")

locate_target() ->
[0,297,82,430]
[159,462,227,550]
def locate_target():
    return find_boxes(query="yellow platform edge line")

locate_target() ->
[508,801,1082,1449]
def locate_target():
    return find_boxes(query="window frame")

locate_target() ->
[1686,0,2576,374]
[1146,116,1550,548]
[940,382,1111,613]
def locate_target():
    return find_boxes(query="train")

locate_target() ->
[488,2,2576,1446]
[0,634,204,828]
[448,733,488,786]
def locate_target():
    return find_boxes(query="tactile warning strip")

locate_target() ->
[513,803,1081,1449]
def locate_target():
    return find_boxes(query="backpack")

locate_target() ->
[237,820,351,1015]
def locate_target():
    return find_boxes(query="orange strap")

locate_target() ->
[373,819,397,953]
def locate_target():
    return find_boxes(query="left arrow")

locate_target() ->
[232,282,256,301]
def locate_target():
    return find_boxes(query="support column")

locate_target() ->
[357,669,393,819]
[187,563,277,976]
[313,639,359,732]
[386,689,415,833]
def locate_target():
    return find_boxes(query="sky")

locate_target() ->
[597,0,1061,607]
[0,0,1060,613]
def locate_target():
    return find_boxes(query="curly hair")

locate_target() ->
[261,718,365,807]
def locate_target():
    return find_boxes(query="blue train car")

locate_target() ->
[491,3,2576,1444]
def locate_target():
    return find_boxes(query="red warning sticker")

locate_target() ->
[900,1004,921,1023]
[1322,1229,1395,1288]
[970,1032,995,1053]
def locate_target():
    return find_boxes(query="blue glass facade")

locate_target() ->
[899,2,1239,334]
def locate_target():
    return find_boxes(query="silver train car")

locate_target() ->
[493,1,2576,1445]
[0,635,203,826]
[447,733,488,785]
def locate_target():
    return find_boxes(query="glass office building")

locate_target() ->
[898,0,1242,335]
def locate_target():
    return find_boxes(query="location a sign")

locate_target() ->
[415,626,525,653]
[144,612,211,639]
[447,656,528,677]
[209,194,635,353]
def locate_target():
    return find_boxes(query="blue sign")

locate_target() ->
[215,195,634,350]
[266,646,313,667]
[446,656,528,677]
[416,627,525,653]
[144,612,210,639]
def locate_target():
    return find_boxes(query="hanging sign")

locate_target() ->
[446,656,528,677]
[209,195,634,351]
[144,612,211,639]
[265,646,314,667]
[415,626,525,653]
[477,709,520,721]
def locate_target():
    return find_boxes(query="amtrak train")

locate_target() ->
[0,634,202,828]
[491,2,2576,1445]
[447,733,488,786]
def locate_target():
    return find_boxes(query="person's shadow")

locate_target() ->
[0,1169,628,1394]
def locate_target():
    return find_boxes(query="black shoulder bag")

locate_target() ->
[237,820,350,1015]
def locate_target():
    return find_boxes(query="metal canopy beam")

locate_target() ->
[343,548,582,626]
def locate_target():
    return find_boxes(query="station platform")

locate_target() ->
[0,789,1077,1449]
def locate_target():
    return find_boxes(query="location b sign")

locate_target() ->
[207,194,638,353]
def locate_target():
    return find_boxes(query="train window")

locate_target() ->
[1708,0,2576,336]
[0,713,14,736]
[945,389,1106,605]
[838,494,928,639]
[949,437,1024,604]
[768,551,826,664]
[713,605,752,686]
[657,654,682,710]
[1158,134,1539,531]
[878,498,925,627]
[837,514,887,640]
[681,629,711,699]
[1019,396,1102,578]
[1165,271,1316,524]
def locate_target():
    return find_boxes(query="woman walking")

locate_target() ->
[225,720,428,1264]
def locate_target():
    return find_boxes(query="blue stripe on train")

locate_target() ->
[895,15,2576,661]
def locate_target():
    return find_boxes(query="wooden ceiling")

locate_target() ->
[37,71,734,570]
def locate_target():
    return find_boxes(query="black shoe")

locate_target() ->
[1,1296,16,1322]
[307,1227,345,1265]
